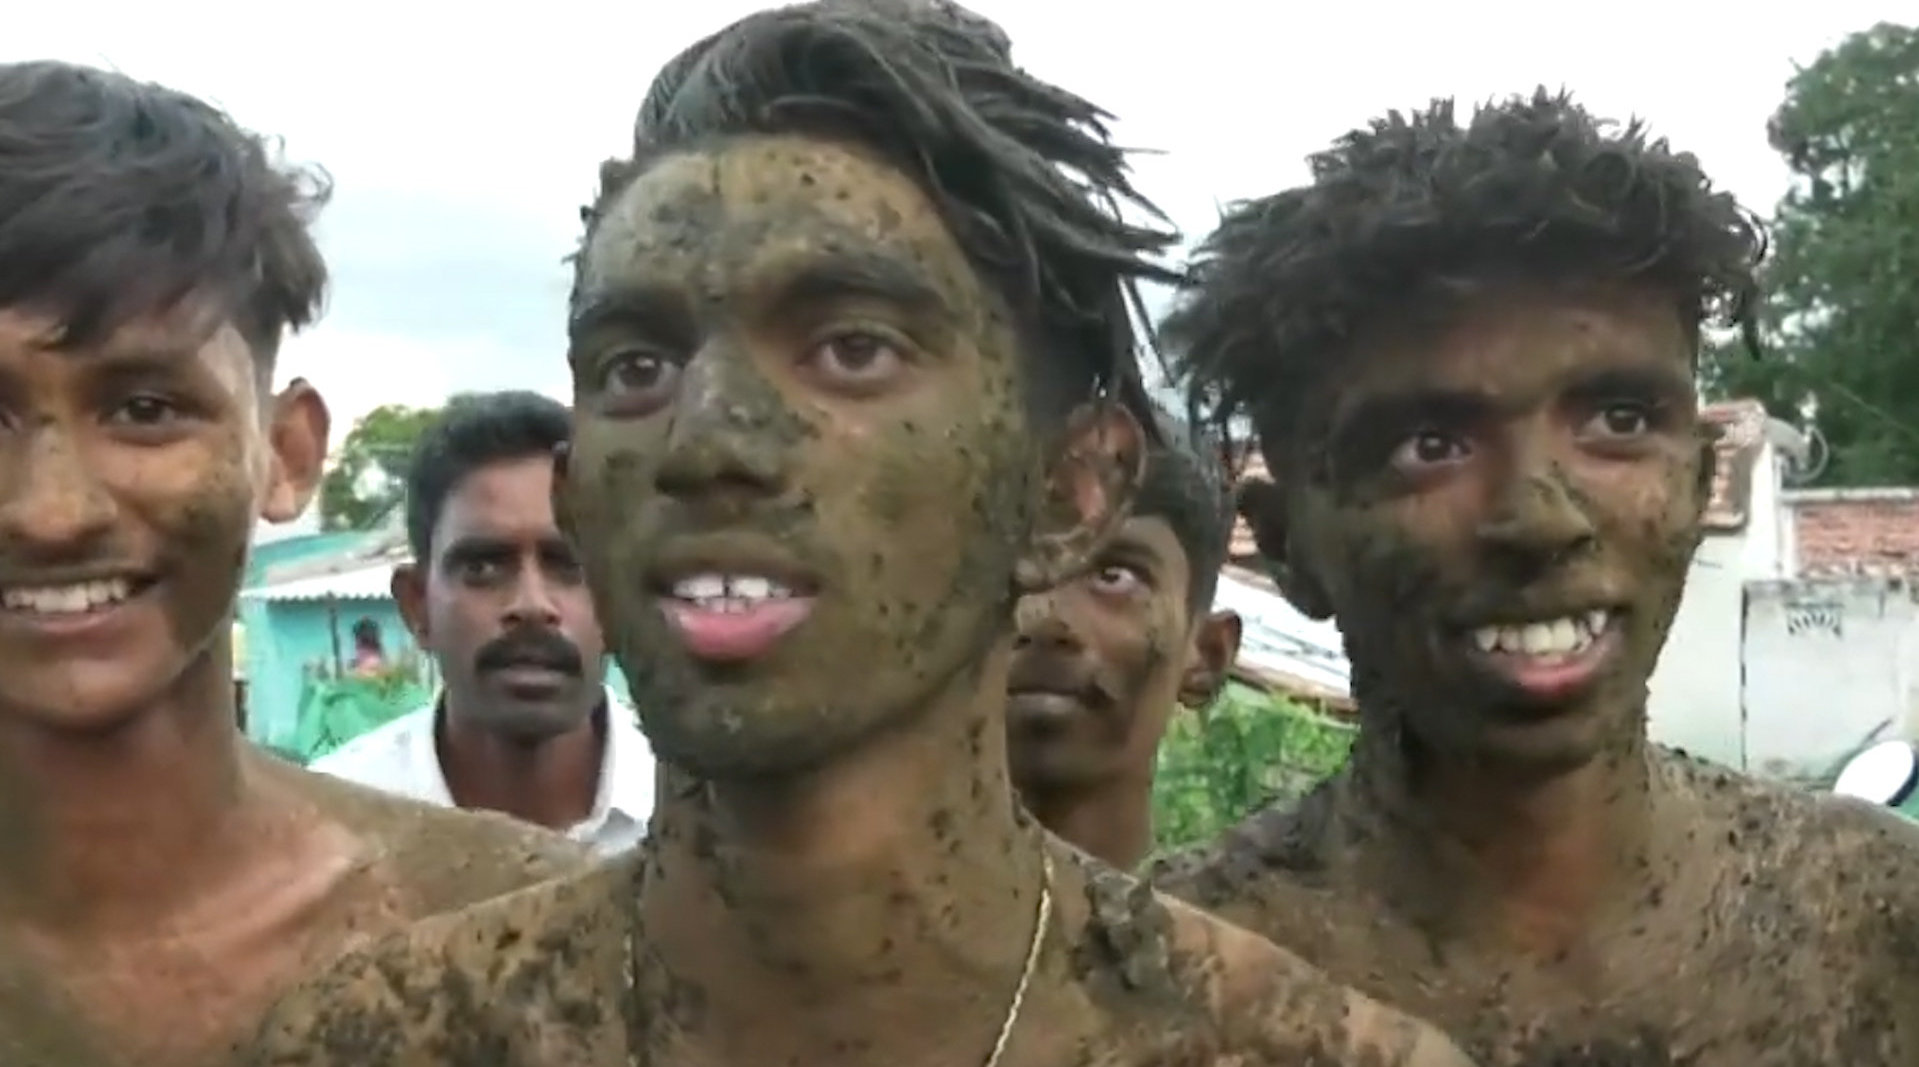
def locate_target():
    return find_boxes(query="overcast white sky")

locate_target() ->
[7,2,1906,440]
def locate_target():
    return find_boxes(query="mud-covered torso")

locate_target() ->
[0,756,588,1067]
[1154,750,1919,1066]
[244,844,1447,1067]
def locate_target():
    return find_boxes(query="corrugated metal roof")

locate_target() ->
[241,561,397,602]
[1212,565,1350,700]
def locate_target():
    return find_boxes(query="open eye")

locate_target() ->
[1581,402,1653,440]
[107,394,182,427]
[803,330,908,393]
[1389,429,1470,472]
[1087,563,1147,597]
[596,350,680,414]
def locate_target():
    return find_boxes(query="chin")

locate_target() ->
[637,694,895,782]
[0,666,184,738]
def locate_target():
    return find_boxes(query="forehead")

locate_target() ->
[435,456,560,544]
[0,304,256,398]
[575,134,982,307]
[1334,284,1691,399]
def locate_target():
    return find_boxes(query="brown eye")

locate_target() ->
[1582,402,1652,440]
[1088,564,1146,597]
[598,351,679,414]
[1390,429,1470,472]
[804,330,907,393]
[108,394,182,426]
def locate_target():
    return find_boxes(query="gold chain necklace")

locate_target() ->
[626,847,1055,1067]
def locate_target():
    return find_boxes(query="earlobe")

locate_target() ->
[1016,402,1145,593]
[260,379,331,524]
[389,564,429,643]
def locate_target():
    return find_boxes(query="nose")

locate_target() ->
[0,428,117,557]
[653,351,791,503]
[501,565,563,629]
[1013,591,1082,652]
[1476,460,1596,577]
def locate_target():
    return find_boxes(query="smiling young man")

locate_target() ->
[239,4,1477,1066]
[1008,406,1240,871]
[0,62,587,1067]
[1151,90,1919,1064]
[313,392,654,855]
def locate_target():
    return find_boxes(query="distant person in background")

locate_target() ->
[1007,406,1241,870]
[0,61,585,1067]
[347,616,387,676]
[312,391,653,856]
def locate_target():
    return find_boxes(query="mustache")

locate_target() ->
[474,628,583,676]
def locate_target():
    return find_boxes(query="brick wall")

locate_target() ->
[1789,490,1919,577]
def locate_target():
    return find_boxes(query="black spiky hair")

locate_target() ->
[579,0,1179,435]
[1135,401,1233,614]
[1162,88,1767,449]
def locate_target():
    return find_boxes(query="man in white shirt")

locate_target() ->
[313,391,652,856]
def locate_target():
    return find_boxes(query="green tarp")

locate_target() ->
[285,675,432,765]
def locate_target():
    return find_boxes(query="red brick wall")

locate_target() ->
[1792,494,1919,576]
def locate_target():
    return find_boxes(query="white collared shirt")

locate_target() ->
[310,685,653,856]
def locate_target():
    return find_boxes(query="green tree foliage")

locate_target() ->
[1705,22,1919,486]
[1150,682,1355,854]
[317,403,441,531]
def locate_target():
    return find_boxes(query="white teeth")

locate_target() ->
[668,572,794,606]
[1469,611,1610,659]
[1,579,133,615]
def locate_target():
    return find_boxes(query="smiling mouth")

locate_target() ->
[659,571,817,664]
[1461,609,1622,704]
[0,576,156,618]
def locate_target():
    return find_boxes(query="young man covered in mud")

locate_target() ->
[1008,406,1240,871]
[240,4,1478,1066]
[0,61,587,1067]
[1152,90,1919,1065]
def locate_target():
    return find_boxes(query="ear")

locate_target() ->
[1177,609,1242,709]
[1014,403,1145,594]
[258,378,331,524]
[1239,477,1334,620]
[390,563,430,643]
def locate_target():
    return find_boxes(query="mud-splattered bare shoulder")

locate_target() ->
[286,763,596,910]
[241,860,635,1067]
[1158,893,1477,1067]
[1149,776,1343,947]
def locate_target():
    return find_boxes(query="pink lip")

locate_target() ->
[661,597,815,663]
[1469,624,1621,704]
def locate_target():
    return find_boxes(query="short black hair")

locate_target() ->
[351,617,382,648]
[583,0,1178,438]
[0,61,329,365]
[404,391,571,561]
[1134,404,1231,615]
[1162,89,1767,449]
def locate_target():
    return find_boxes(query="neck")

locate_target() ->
[438,695,605,833]
[1346,696,1656,953]
[642,645,1045,1051]
[1020,772,1152,871]
[0,641,253,933]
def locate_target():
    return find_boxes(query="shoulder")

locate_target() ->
[275,759,595,910]
[241,861,633,1067]
[1158,895,1476,1067]
[1150,776,1342,927]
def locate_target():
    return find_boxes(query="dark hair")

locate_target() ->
[1134,404,1231,614]
[0,61,329,364]
[404,391,571,561]
[1162,89,1767,449]
[582,0,1177,436]
[351,617,382,649]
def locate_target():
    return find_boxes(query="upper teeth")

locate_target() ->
[670,573,794,603]
[1471,611,1609,657]
[1,579,133,615]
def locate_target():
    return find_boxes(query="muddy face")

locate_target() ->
[1260,284,1705,771]
[560,135,1039,778]
[393,455,607,741]
[1008,514,1194,790]
[0,305,318,729]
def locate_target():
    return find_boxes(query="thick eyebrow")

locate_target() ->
[1561,364,1695,408]
[763,250,952,322]
[568,286,693,347]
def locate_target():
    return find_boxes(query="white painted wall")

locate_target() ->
[1646,439,1788,769]
[1741,577,1919,780]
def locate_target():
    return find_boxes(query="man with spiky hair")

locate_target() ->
[1152,89,1919,1064]
[240,4,1477,1066]
[0,61,592,1067]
